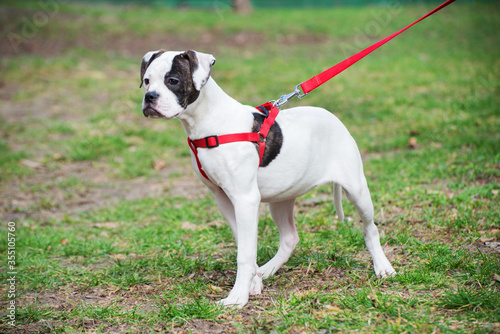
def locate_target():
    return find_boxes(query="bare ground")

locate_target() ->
[8,242,497,333]
[5,264,375,333]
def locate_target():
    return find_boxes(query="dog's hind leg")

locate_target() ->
[333,182,344,222]
[250,198,299,294]
[343,179,396,278]
[263,199,299,278]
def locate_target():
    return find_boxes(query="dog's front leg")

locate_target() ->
[218,188,260,309]
[209,186,238,241]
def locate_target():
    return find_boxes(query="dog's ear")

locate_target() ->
[140,50,165,88]
[182,50,216,91]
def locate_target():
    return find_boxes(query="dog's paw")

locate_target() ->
[217,296,248,309]
[375,264,396,278]
[249,273,263,295]
[378,269,396,278]
[373,256,396,278]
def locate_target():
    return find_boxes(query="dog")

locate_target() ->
[139,49,395,308]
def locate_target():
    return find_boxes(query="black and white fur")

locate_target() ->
[140,50,395,308]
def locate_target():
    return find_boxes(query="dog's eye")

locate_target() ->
[167,78,179,86]
[144,78,149,86]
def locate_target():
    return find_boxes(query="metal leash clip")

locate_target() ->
[274,84,307,109]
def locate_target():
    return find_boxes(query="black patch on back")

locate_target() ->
[252,112,283,167]
[165,51,201,109]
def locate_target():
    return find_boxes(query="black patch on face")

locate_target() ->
[165,51,201,109]
[140,50,165,88]
[252,112,283,167]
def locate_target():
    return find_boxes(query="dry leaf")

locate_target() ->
[111,254,126,261]
[207,220,225,228]
[209,285,222,292]
[324,305,342,312]
[93,222,120,229]
[21,159,43,169]
[153,160,167,171]
[181,221,197,230]
[408,137,418,149]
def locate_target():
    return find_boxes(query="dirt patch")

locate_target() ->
[0,160,207,223]
[2,266,349,333]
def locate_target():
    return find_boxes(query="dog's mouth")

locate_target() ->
[142,106,164,119]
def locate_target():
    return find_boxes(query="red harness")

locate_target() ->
[187,102,279,181]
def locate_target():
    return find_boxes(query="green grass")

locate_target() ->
[0,1,499,333]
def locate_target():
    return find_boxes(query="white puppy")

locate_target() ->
[139,49,395,308]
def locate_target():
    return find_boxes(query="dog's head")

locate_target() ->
[139,50,216,119]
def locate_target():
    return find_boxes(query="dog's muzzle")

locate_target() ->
[142,91,164,118]
[142,106,164,118]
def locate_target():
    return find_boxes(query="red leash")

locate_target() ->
[275,0,456,107]
[189,0,456,182]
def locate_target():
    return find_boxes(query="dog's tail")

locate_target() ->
[333,183,344,222]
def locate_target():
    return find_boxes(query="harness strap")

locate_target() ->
[188,103,279,181]
[187,137,210,180]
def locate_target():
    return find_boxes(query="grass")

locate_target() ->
[0,1,499,333]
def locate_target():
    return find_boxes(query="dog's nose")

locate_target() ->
[145,91,159,104]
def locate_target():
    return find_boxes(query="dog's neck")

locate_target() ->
[177,78,254,140]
